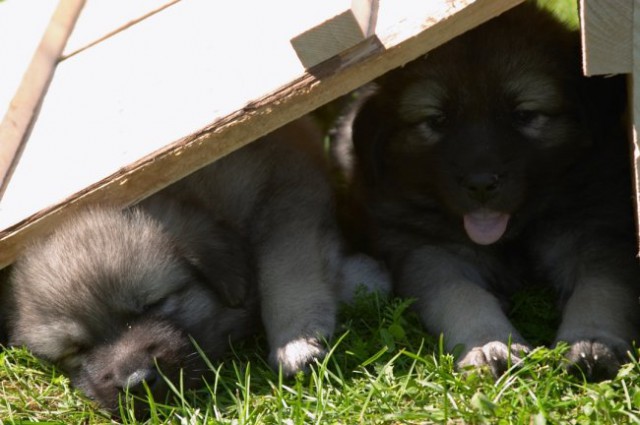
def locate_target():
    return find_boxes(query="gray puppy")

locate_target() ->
[339,3,640,380]
[4,117,387,413]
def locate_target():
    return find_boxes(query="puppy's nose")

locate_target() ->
[462,173,501,202]
[124,367,160,396]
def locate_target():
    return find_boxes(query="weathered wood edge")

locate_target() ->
[632,0,640,252]
[0,0,523,268]
[0,0,85,200]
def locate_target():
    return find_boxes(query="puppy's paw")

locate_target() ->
[457,341,531,378]
[270,337,327,377]
[563,339,629,381]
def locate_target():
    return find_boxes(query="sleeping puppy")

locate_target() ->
[3,116,386,414]
[340,3,640,380]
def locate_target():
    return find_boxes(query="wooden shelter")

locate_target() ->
[0,0,636,268]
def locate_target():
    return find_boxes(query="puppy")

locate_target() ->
[340,3,640,380]
[4,116,385,413]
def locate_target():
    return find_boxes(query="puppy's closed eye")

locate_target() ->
[58,344,88,371]
[512,108,550,138]
[415,110,449,137]
[398,81,452,147]
[142,296,169,313]
[141,293,180,316]
[507,76,563,140]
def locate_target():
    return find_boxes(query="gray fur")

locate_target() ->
[4,117,373,413]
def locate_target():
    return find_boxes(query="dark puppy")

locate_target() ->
[4,117,385,414]
[341,3,640,380]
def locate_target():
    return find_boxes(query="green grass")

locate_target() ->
[2,291,640,424]
[535,0,579,29]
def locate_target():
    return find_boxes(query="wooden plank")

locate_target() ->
[0,0,523,268]
[632,0,640,249]
[0,0,84,197]
[580,0,633,75]
[291,0,378,68]
[62,0,181,59]
[0,0,58,120]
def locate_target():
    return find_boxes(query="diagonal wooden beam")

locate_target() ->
[0,0,85,199]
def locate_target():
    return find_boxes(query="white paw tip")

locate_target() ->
[274,337,325,375]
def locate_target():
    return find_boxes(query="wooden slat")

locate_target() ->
[62,0,181,60]
[632,0,640,249]
[580,0,633,75]
[291,0,378,69]
[0,0,58,120]
[0,0,85,198]
[0,0,523,268]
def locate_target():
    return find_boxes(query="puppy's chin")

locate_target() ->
[463,209,510,245]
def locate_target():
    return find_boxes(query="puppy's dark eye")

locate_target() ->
[512,109,548,128]
[513,109,538,125]
[412,112,448,144]
[422,112,448,132]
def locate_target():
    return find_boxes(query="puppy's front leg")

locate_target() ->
[257,221,338,376]
[397,246,530,377]
[555,274,639,381]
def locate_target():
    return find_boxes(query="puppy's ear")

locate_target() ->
[351,88,394,185]
[142,199,255,308]
[184,222,255,308]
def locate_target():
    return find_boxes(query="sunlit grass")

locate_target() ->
[2,291,640,424]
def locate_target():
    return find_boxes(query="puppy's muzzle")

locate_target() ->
[123,367,162,397]
[460,172,502,203]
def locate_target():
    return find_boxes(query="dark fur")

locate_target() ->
[4,117,374,414]
[340,3,640,379]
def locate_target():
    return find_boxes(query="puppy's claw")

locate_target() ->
[270,337,327,377]
[564,340,627,382]
[457,341,530,378]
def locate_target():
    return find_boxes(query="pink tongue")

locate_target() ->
[463,210,510,245]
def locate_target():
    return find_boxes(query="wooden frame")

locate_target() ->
[0,0,533,268]
[580,0,640,247]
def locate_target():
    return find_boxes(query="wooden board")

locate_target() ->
[632,2,640,245]
[0,0,58,120]
[0,0,523,268]
[291,0,378,68]
[580,0,639,246]
[580,0,632,76]
[0,0,85,197]
[0,0,59,194]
